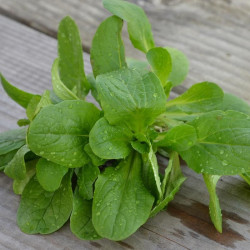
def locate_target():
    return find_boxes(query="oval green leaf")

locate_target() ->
[103,0,155,53]
[166,82,224,113]
[17,172,73,234]
[27,100,100,168]
[180,110,250,175]
[96,68,166,132]
[36,158,68,192]
[165,47,189,87]
[92,152,154,240]
[146,47,172,87]
[156,124,197,152]
[91,15,127,77]
[70,187,101,240]
[58,16,89,97]
[89,117,132,159]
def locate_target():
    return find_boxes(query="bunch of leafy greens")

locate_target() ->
[1,0,250,241]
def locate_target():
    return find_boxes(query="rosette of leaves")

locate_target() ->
[1,0,250,242]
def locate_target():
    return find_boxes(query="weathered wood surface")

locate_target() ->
[1,15,250,250]
[0,0,250,102]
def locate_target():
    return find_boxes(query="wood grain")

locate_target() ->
[0,0,250,102]
[0,13,250,250]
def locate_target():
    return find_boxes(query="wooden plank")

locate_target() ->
[0,0,250,102]
[1,15,250,250]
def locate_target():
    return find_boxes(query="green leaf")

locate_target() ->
[58,16,89,98]
[0,127,26,155]
[96,68,166,132]
[90,15,126,77]
[92,152,154,240]
[166,82,224,113]
[4,145,30,180]
[146,47,172,87]
[155,124,197,152]
[51,58,79,101]
[220,93,250,115]
[165,47,189,87]
[89,118,132,159]
[27,100,100,168]
[126,58,149,73]
[203,174,222,233]
[36,158,68,192]
[70,187,101,240]
[240,173,250,186]
[150,152,186,217]
[180,110,250,175]
[26,95,41,121]
[0,149,17,168]
[77,164,100,200]
[0,73,35,108]
[13,159,36,195]
[103,0,155,53]
[142,145,162,199]
[17,172,73,234]
[131,140,149,154]
[84,143,105,167]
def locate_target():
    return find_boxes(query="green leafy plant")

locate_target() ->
[1,0,250,241]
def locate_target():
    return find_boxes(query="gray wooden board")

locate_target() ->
[0,0,250,102]
[0,13,250,250]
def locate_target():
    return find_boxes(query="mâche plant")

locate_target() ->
[1,0,250,241]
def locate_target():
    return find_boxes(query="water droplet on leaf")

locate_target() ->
[222,160,228,166]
